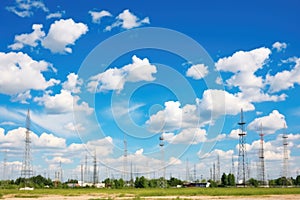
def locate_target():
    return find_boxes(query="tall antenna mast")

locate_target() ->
[93,151,97,185]
[231,155,235,177]
[84,154,88,183]
[186,158,189,181]
[3,149,7,180]
[21,109,33,181]
[159,133,165,187]
[217,155,220,182]
[282,123,288,180]
[237,108,247,186]
[258,123,266,185]
[123,134,128,181]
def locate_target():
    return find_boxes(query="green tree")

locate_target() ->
[168,177,182,187]
[228,173,235,186]
[295,175,300,186]
[248,178,259,187]
[135,176,148,188]
[221,173,228,186]
[208,179,218,187]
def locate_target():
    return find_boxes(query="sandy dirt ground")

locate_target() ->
[2,194,300,200]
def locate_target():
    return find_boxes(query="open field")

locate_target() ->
[1,188,300,199]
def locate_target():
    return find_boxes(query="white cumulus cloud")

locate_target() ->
[248,110,286,134]
[186,64,209,80]
[46,11,64,19]
[0,52,59,96]
[87,55,157,93]
[8,24,45,50]
[34,89,93,115]
[105,9,149,31]
[266,58,300,93]
[6,0,48,18]
[216,47,286,103]
[163,128,207,144]
[42,18,88,53]
[89,10,112,23]
[62,73,83,94]
[146,101,201,133]
[272,41,287,52]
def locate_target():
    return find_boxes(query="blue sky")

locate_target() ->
[0,0,300,182]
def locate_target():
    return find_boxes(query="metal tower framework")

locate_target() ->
[237,108,247,186]
[93,152,98,185]
[21,109,33,179]
[123,135,128,181]
[282,124,288,179]
[258,123,266,185]
[159,134,165,187]
[217,155,220,182]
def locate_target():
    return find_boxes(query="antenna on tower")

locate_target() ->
[159,133,165,187]
[3,149,7,181]
[258,123,266,185]
[186,158,189,181]
[217,155,220,182]
[237,108,247,186]
[93,151,98,185]
[282,123,288,181]
[123,134,128,182]
[231,155,235,177]
[84,154,88,183]
[21,109,33,185]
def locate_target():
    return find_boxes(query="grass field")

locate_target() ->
[1,187,300,198]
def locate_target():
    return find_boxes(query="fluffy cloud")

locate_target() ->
[42,18,88,53]
[89,10,112,23]
[199,149,234,161]
[63,122,85,132]
[163,128,207,144]
[146,90,254,133]
[105,9,149,31]
[216,47,271,74]
[245,139,286,161]
[228,129,241,139]
[8,24,45,50]
[266,58,300,93]
[0,127,66,149]
[168,157,182,165]
[272,41,287,52]
[10,90,31,104]
[216,47,287,103]
[198,89,255,116]
[6,0,48,18]
[88,55,157,92]
[34,89,93,115]
[46,11,64,19]
[186,64,209,80]
[216,47,270,91]
[46,156,72,164]
[248,110,286,134]
[62,73,83,94]
[0,52,59,96]
[146,101,200,133]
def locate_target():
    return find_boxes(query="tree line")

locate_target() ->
[1,174,300,189]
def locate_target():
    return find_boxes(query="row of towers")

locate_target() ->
[236,108,289,186]
[16,108,290,184]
